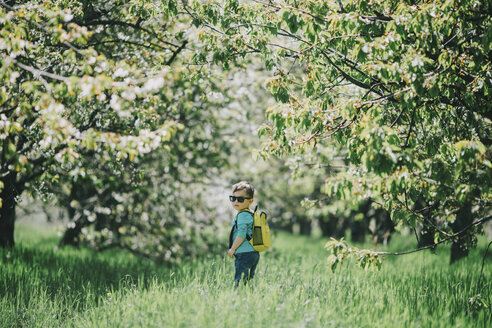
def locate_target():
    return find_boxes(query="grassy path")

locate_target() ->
[1,223,491,327]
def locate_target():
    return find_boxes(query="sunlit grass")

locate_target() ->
[1,223,490,327]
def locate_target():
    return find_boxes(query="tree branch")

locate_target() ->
[404,106,417,148]
[166,40,188,66]
[6,56,69,83]
[476,240,492,294]
[85,39,172,51]
[75,19,180,48]
[375,214,492,256]
[390,106,406,128]
[319,50,374,92]
[0,1,84,56]
[0,105,17,115]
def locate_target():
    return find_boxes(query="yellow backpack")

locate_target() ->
[245,206,272,252]
[229,206,272,252]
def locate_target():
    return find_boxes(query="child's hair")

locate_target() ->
[232,181,254,198]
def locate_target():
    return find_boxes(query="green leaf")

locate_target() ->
[476,141,486,154]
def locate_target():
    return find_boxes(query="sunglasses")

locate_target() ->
[229,196,252,203]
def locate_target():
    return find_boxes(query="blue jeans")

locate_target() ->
[234,251,260,286]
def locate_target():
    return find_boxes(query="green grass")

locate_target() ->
[1,223,491,328]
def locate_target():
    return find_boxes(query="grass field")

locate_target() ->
[1,223,491,328]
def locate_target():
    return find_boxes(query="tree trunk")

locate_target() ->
[350,219,367,243]
[417,227,436,251]
[0,201,15,248]
[351,200,370,243]
[284,222,294,234]
[59,191,86,247]
[59,220,83,247]
[319,214,346,238]
[450,241,469,264]
[414,197,437,251]
[0,173,18,248]
[319,216,335,237]
[370,209,394,245]
[298,218,312,236]
[450,201,472,264]
[4,1,17,9]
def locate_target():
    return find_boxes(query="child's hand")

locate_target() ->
[227,248,235,258]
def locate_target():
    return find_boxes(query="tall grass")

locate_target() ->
[1,223,490,327]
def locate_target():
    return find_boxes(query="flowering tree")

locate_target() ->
[193,0,491,264]
[0,0,230,257]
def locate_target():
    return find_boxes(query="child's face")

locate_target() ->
[231,189,253,212]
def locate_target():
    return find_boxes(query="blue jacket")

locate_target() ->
[231,211,255,253]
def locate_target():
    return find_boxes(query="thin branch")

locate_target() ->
[361,82,385,100]
[317,117,356,140]
[5,54,179,90]
[475,240,492,295]
[0,1,84,56]
[359,15,393,23]
[267,25,382,94]
[76,19,180,48]
[6,56,68,82]
[357,87,410,107]
[266,42,300,54]
[166,40,188,66]
[390,106,406,128]
[316,75,344,100]
[183,0,388,98]
[413,227,421,245]
[252,0,327,22]
[181,2,223,35]
[325,34,362,42]
[251,0,367,23]
[295,162,337,168]
[375,215,492,256]
[0,105,17,115]
[404,106,416,148]
[287,56,298,75]
[85,39,172,51]
[393,195,452,238]
[295,131,321,144]
[319,51,374,92]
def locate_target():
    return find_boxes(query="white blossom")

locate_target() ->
[54,152,64,163]
[94,61,107,73]
[38,135,53,149]
[121,90,136,101]
[207,91,224,102]
[10,71,19,83]
[411,57,424,67]
[80,82,92,98]
[97,93,107,101]
[110,94,121,111]
[114,67,129,78]
[63,12,73,22]
[143,76,165,92]
[95,206,111,215]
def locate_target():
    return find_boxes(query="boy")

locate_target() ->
[228,181,260,287]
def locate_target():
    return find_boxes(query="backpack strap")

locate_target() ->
[229,209,254,248]
[233,208,253,229]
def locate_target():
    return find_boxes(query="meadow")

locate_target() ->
[1,223,490,328]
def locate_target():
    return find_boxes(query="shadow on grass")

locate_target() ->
[0,241,170,309]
